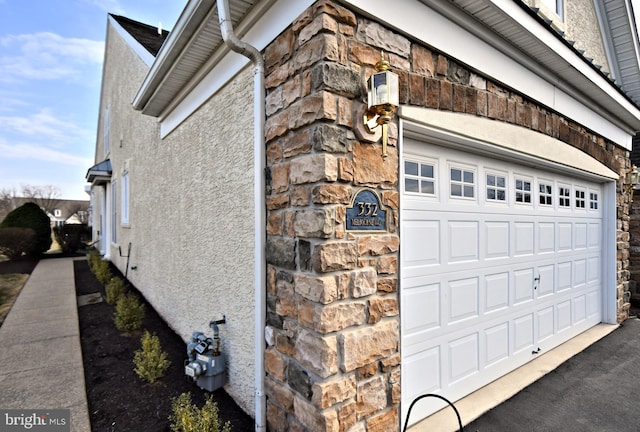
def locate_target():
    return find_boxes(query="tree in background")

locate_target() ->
[20,184,61,215]
[0,202,52,256]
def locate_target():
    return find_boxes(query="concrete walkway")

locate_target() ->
[0,257,91,432]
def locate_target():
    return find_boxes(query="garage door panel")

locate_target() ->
[485,221,510,259]
[537,306,555,343]
[448,221,479,262]
[402,140,604,425]
[449,277,479,323]
[485,272,509,312]
[512,313,535,354]
[514,222,535,256]
[538,222,555,253]
[448,333,480,384]
[403,283,441,336]
[537,264,555,297]
[484,322,510,366]
[402,218,441,276]
[513,268,535,305]
[575,223,588,249]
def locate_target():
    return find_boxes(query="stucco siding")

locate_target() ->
[95,20,256,417]
[125,67,256,415]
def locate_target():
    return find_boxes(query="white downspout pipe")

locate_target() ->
[216,0,267,431]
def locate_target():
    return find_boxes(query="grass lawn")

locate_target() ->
[0,273,29,326]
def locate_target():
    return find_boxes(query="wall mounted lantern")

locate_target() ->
[364,51,399,159]
[625,165,640,202]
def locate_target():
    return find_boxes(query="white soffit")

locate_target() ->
[342,0,640,149]
[400,106,619,181]
[159,0,314,136]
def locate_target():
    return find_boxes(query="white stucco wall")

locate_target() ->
[95,20,256,417]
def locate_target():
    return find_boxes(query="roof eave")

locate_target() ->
[132,0,217,114]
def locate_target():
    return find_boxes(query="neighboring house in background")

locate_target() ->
[1,197,89,227]
[87,1,640,431]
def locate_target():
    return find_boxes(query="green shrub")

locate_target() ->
[105,277,126,305]
[133,331,171,384]
[93,259,112,285]
[0,202,51,256]
[169,392,232,432]
[0,227,35,260]
[87,249,101,272]
[114,292,145,332]
[53,224,91,253]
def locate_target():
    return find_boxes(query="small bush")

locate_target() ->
[87,249,101,271]
[133,331,171,384]
[114,292,145,332]
[105,277,126,305]
[0,227,35,260]
[170,392,232,432]
[93,259,112,285]
[53,224,91,253]
[0,202,51,256]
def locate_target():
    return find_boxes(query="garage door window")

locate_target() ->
[559,186,571,207]
[590,192,599,210]
[486,172,507,201]
[515,177,532,204]
[404,160,436,195]
[575,188,586,209]
[450,167,475,198]
[539,181,553,206]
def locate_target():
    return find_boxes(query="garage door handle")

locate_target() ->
[534,275,540,289]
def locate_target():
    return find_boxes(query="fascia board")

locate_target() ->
[158,0,315,137]
[341,0,640,148]
[132,0,216,111]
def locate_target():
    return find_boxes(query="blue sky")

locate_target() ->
[0,0,186,200]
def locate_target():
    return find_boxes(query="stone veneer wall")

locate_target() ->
[262,1,632,430]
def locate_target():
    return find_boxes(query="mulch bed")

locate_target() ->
[74,259,254,431]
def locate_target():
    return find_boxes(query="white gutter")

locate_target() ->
[216,0,266,430]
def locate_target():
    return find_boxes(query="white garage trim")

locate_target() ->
[398,112,618,428]
[400,107,619,181]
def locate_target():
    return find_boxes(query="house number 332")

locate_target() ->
[357,202,378,217]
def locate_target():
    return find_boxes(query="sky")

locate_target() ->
[0,0,186,200]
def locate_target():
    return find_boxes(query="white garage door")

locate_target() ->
[401,137,604,425]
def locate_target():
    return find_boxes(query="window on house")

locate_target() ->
[404,160,436,195]
[575,189,586,209]
[590,192,599,210]
[515,177,532,204]
[111,180,117,243]
[486,172,506,202]
[54,209,61,217]
[104,105,110,156]
[538,0,563,19]
[559,186,571,208]
[450,167,475,198]
[539,182,553,206]
[121,169,129,225]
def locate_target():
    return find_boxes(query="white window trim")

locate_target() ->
[485,170,508,204]
[111,179,117,244]
[449,163,476,200]
[121,168,130,226]
[514,175,534,205]
[403,157,438,197]
[104,105,110,157]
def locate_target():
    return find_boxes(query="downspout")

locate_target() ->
[216,1,267,431]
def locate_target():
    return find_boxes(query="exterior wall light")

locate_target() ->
[624,165,639,202]
[364,51,399,159]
